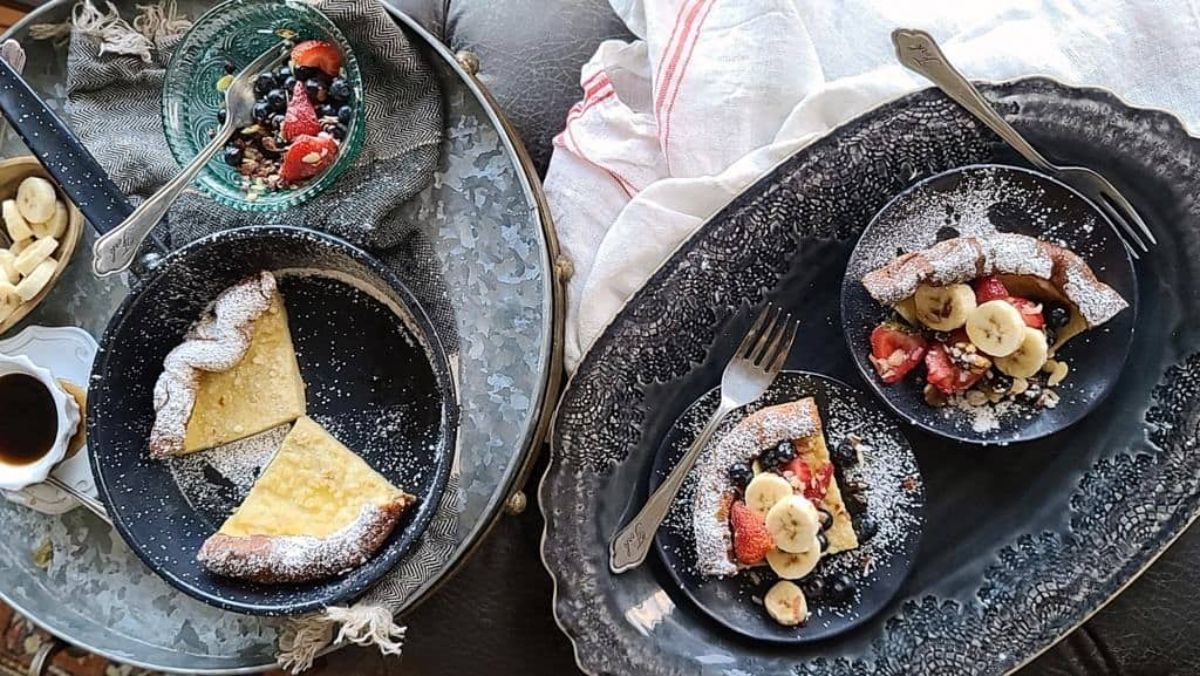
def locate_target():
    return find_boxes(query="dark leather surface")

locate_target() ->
[352,1,1197,674]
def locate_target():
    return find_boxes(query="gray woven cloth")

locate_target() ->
[66,0,443,252]
[47,0,465,670]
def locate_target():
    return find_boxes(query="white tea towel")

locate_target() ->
[546,0,1200,372]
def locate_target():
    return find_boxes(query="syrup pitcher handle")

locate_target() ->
[0,56,168,276]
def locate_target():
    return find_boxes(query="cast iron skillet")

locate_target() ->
[840,164,1137,446]
[0,58,458,614]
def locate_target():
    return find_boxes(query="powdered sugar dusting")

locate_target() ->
[691,401,817,577]
[149,272,277,458]
[169,424,291,514]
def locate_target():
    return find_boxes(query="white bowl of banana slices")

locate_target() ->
[0,156,82,334]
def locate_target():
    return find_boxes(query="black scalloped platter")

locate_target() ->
[652,371,924,644]
[841,164,1136,445]
[542,78,1200,675]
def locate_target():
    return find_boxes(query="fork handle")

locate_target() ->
[892,28,1055,174]
[92,124,234,277]
[610,398,735,574]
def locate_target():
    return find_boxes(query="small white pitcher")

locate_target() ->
[0,353,80,491]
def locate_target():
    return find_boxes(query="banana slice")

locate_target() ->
[995,325,1049,378]
[765,540,821,580]
[2,199,31,242]
[16,177,57,224]
[913,283,976,331]
[965,300,1025,357]
[0,250,17,284]
[0,282,20,323]
[14,236,57,276]
[894,296,919,326]
[30,201,68,240]
[15,258,56,301]
[745,473,793,517]
[764,580,809,626]
[10,239,29,256]
[765,495,821,553]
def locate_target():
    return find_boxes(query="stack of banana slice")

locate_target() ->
[744,472,825,625]
[914,282,1050,378]
[0,176,70,322]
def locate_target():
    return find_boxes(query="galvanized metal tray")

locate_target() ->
[0,1,563,672]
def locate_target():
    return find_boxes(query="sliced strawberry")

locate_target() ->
[279,134,339,184]
[1007,296,1045,328]
[973,275,1009,303]
[781,457,833,502]
[925,343,987,394]
[730,500,774,565]
[292,40,343,77]
[282,81,321,141]
[869,322,927,384]
[783,456,811,486]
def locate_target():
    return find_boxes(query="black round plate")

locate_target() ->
[650,371,924,644]
[87,226,457,615]
[840,164,1137,445]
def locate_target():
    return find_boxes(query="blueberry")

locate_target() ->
[990,372,1014,394]
[817,531,829,552]
[254,72,276,95]
[337,105,353,125]
[222,145,243,166]
[856,516,878,542]
[828,573,857,600]
[1044,327,1057,346]
[329,78,351,102]
[252,101,272,122]
[328,124,347,141]
[270,113,286,130]
[845,490,868,516]
[294,65,317,81]
[774,440,795,463]
[817,507,834,529]
[216,108,227,124]
[727,462,753,488]
[804,576,827,601]
[1022,383,1042,403]
[223,61,236,74]
[832,438,857,466]
[315,104,335,119]
[284,76,297,92]
[276,66,292,81]
[266,89,287,112]
[1046,303,1070,329]
[304,78,323,101]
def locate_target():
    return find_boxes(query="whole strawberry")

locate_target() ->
[730,499,775,566]
[282,81,321,141]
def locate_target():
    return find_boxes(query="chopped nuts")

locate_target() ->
[1047,360,1069,387]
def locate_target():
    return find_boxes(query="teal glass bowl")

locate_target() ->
[161,0,365,212]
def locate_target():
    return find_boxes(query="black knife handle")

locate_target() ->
[0,57,134,235]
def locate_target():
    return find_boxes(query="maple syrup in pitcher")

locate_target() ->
[0,373,57,465]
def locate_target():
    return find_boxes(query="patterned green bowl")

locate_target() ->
[161,0,365,211]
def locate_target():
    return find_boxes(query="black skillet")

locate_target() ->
[0,59,458,614]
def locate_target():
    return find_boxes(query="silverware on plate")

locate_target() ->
[91,42,290,277]
[44,474,111,525]
[892,28,1156,258]
[610,304,797,574]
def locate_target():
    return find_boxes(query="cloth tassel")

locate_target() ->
[277,604,406,674]
[29,0,191,60]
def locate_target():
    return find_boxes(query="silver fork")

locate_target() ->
[610,304,798,574]
[892,28,1156,258]
[91,42,291,277]
[44,474,111,525]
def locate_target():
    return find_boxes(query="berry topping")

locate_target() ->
[730,500,775,566]
[855,515,879,542]
[816,531,829,552]
[925,342,987,394]
[222,145,242,167]
[292,40,343,77]
[1007,296,1045,328]
[831,438,857,466]
[253,72,276,95]
[329,77,352,103]
[282,81,321,141]
[973,275,1009,303]
[868,322,928,384]
[266,88,287,113]
[727,462,754,489]
[828,572,857,600]
[803,576,827,601]
[279,134,338,184]
[1046,303,1071,329]
[337,105,353,125]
